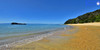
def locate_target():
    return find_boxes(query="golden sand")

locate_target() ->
[11,24,100,50]
[67,22,100,26]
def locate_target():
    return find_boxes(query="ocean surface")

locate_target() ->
[0,24,67,37]
[0,24,71,48]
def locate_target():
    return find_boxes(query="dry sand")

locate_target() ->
[67,22,100,26]
[10,23,100,50]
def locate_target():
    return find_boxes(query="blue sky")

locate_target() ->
[0,0,100,24]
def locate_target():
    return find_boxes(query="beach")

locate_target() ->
[67,22,100,26]
[0,24,69,49]
[9,23,100,50]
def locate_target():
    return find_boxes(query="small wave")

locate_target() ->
[0,26,73,50]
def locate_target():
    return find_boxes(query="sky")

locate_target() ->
[0,0,100,24]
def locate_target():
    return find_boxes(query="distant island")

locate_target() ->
[64,9,100,24]
[11,22,26,25]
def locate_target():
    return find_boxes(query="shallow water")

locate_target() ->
[0,24,67,37]
[0,24,72,49]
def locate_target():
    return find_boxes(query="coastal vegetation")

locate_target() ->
[64,9,100,24]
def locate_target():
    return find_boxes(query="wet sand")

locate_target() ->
[10,23,100,50]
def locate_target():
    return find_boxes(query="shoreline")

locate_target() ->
[0,26,73,50]
[9,23,100,50]
[7,25,78,50]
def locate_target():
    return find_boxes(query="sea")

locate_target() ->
[0,23,72,49]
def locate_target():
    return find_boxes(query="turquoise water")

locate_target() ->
[0,24,67,37]
[0,24,72,48]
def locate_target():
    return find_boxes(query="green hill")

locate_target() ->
[64,9,100,24]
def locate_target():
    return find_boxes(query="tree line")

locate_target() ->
[64,9,100,24]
